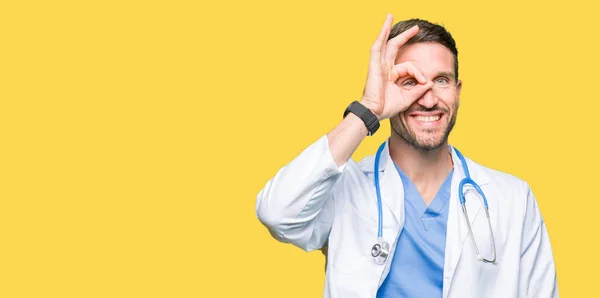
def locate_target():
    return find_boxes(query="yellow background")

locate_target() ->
[1,0,596,296]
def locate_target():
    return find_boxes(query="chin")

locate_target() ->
[415,140,446,151]
[412,133,448,151]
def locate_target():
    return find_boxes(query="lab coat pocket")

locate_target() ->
[329,201,378,275]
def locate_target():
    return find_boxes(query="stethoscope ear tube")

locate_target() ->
[372,142,388,264]
[455,148,497,264]
[373,142,386,238]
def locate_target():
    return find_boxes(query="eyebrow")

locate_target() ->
[434,71,456,79]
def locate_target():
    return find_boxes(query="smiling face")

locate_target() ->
[391,42,462,151]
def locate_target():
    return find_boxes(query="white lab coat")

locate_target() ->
[256,135,558,298]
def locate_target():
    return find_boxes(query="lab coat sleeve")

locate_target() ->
[519,181,559,297]
[255,135,346,252]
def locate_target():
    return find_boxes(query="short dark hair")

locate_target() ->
[388,19,459,81]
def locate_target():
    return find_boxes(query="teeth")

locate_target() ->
[415,115,441,122]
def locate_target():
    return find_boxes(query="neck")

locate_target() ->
[388,134,453,187]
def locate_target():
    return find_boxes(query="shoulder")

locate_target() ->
[470,155,532,192]
[465,155,537,217]
[337,155,374,185]
[478,161,529,189]
[356,154,376,172]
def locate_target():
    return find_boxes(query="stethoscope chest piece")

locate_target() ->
[371,240,390,264]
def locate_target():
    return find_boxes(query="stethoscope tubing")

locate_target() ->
[372,141,496,264]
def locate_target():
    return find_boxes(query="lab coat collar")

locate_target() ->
[359,139,491,186]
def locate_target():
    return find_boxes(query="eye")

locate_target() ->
[434,77,450,85]
[401,79,417,89]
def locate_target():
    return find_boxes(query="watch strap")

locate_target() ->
[343,101,380,136]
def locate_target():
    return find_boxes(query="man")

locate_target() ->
[255,14,558,298]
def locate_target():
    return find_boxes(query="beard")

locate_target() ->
[390,108,457,151]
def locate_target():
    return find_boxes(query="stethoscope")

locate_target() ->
[370,141,497,265]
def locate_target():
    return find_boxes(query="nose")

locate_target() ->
[416,85,438,109]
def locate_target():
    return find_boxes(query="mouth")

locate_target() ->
[407,112,445,127]
[413,115,441,122]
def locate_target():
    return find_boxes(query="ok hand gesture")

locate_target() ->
[360,14,434,120]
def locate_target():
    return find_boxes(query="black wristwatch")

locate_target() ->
[343,101,380,136]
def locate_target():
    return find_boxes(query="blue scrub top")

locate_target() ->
[376,164,454,298]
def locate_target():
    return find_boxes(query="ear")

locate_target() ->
[456,80,462,106]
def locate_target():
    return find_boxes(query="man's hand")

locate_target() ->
[360,14,434,120]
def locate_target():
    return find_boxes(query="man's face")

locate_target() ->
[391,42,462,151]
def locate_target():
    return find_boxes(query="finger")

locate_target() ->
[406,80,434,101]
[391,61,427,84]
[370,14,393,67]
[384,25,419,66]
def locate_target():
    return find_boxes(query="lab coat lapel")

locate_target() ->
[443,146,490,297]
[377,140,403,229]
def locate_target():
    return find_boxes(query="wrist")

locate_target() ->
[358,99,382,120]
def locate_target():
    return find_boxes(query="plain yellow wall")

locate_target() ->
[1,0,596,296]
